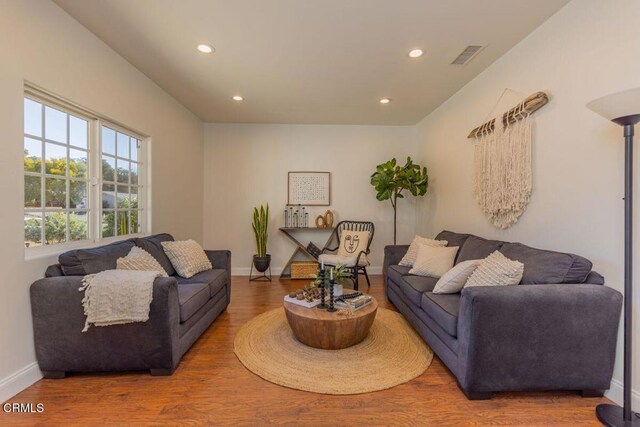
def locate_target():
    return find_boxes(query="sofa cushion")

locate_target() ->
[499,242,593,284]
[134,233,176,276]
[177,283,210,323]
[421,292,460,337]
[387,265,411,285]
[397,275,438,306]
[435,231,472,262]
[176,269,227,297]
[162,239,212,278]
[585,271,605,285]
[408,245,459,278]
[59,239,135,276]
[45,264,64,277]
[457,235,504,263]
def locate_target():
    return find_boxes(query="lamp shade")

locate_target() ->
[587,87,640,126]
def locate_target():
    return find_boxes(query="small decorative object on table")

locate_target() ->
[310,262,352,300]
[314,210,335,228]
[327,267,337,312]
[318,264,326,308]
[283,285,322,308]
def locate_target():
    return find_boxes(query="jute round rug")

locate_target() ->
[234,307,433,394]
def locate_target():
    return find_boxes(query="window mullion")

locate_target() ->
[92,119,101,243]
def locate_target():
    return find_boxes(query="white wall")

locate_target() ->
[0,0,204,401]
[204,124,417,274]
[414,0,639,408]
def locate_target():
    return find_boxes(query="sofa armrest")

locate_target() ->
[30,276,181,373]
[457,284,622,393]
[383,245,409,279]
[205,250,231,302]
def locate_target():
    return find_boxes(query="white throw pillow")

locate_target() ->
[161,239,212,278]
[408,245,459,278]
[337,230,370,258]
[117,247,168,277]
[399,235,448,267]
[464,251,524,288]
[432,260,480,294]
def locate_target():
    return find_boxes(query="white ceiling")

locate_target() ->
[53,0,569,125]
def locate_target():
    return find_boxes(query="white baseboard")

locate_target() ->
[0,363,42,403]
[232,266,382,277]
[606,378,640,411]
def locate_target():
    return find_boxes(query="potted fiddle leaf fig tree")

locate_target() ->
[252,204,270,272]
[371,157,429,244]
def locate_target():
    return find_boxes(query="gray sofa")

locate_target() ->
[384,230,622,400]
[30,233,231,378]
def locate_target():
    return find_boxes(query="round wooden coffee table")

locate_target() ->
[283,296,378,350]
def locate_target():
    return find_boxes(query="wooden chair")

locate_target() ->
[319,220,375,290]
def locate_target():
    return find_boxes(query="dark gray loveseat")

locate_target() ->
[384,230,622,400]
[30,233,231,378]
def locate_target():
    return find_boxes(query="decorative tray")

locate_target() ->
[283,295,322,308]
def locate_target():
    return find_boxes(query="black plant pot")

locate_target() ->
[253,254,271,273]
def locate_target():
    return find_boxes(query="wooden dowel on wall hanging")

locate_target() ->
[467,91,549,139]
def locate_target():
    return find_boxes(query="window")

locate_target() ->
[100,125,144,238]
[23,93,148,251]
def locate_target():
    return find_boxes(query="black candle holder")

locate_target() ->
[318,268,326,309]
[327,274,337,312]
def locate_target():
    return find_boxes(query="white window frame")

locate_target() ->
[24,85,151,259]
[96,120,149,244]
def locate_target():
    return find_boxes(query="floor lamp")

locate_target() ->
[588,88,640,427]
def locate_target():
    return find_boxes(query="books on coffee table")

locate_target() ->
[335,295,373,311]
[283,295,321,308]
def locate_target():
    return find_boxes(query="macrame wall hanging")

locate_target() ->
[467,90,548,229]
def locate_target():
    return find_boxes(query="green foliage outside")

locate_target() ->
[24,212,88,246]
[24,152,140,247]
[370,157,429,244]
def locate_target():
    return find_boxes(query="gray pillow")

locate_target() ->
[59,240,135,276]
[499,242,592,284]
[457,235,504,264]
[133,233,177,276]
[435,231,472,263]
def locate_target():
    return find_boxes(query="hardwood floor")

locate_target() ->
[2,276,609,426]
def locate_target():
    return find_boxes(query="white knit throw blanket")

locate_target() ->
[79,270,160,332]
[474,108,532,229]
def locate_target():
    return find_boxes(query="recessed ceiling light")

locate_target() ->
[232,95,244,101]
[197,44,214,54]
[379,97,392,104]
[408,48,424,58]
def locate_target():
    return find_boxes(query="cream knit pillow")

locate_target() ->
[399,235,448,267]
[432,260,480,294]
[117,247,168,277]
[161,239,212,278]
[464,251,524,288]
[408,244,459,278]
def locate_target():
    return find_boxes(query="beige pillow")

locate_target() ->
[337,230,369,258]
[399,235,448,267]
[432,260,479,294]
[161,239,212,278]
[117,247,168,277]
[408,245,459,278]
[464,251,524,288]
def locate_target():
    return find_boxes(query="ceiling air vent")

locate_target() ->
[451,45,485,65]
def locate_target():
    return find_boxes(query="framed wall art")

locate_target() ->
[288,171,331,206]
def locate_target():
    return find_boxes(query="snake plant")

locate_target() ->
[252,204,269,257]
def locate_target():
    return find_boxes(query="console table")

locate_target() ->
[278,227,335,279]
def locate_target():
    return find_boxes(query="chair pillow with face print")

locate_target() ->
[337,230,370,258]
